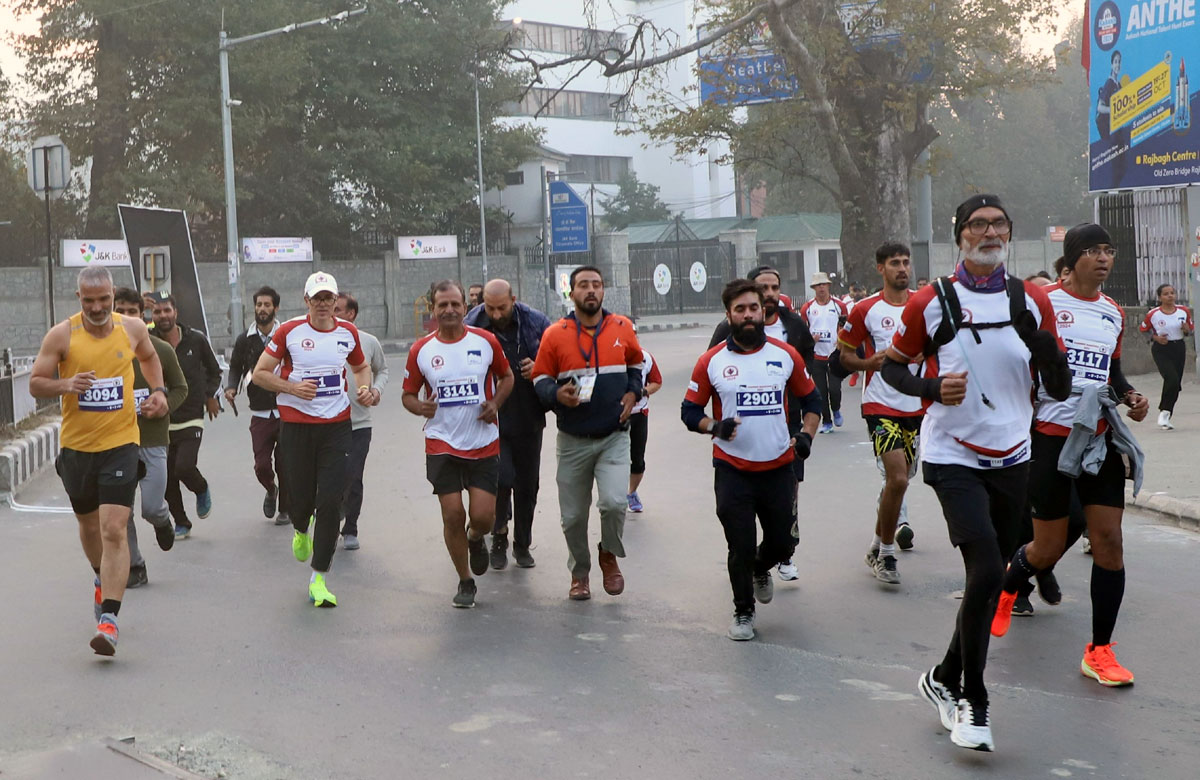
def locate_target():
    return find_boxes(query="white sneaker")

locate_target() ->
[1163,411,1175,430]
[727,612,755,641]
[776,559,799,581]
[950,699,994,752]
[1082,535,1092,555]
[1157,410,1169,428]
[918,667,957,731]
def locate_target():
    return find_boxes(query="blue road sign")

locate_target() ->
[549,180,589,253]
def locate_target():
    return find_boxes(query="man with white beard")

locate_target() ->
[879,195,1070,752]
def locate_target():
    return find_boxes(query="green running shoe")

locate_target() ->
[309,573,337,608]
[293,519,313,563]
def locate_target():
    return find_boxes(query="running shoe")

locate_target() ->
[950,698,994,752]
[833,410,844,427]
[93,577,102,622]
[1035,570,1062,605]
[753,571,774,604]
[727,612,755,641]
[275,510,291,527]
[896,523,915,551]
[818,422,834,434]
[1163,412,1174,430]
[308,573,337,608]
[263,488,277,519]
[154,521,175,552]
[849,372,859,387]
[918,667,957,731]
[627,492,644,513]
[342,534,360,551]
[196,488,212,520]
[513,545,536,568]
[126,564,148,589]
[90,613,118,656]
[490,533,508,570]
[1012,595,1035,616]
[293,521,313,563]
[174,524,190,540]
[453,578,477,608]
[865,548,879,572]
[873,554,901,585]
[468,534,489,576]
[776,559,799,581]
[1157,410,1170,429]
[1081,642,1134,687]
[991,590,1018,637]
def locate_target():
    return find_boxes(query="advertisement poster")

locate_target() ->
[242,236,313,263]
[61,239,131,267]
[396,235,458,260]
[1088,0,1198,191]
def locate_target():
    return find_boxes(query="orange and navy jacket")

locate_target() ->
[532,310,643,437]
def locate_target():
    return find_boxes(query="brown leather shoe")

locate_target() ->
[597,544,624,595]
[569,576,591,600]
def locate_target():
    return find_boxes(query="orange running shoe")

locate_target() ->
[991,590,1018,637]
[93,577,102,622]
[849,372,859,387]
[1081,642,1134,686]
[90,614,118,656]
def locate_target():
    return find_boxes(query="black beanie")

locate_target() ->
[1062,223,1112,269]
[748,264,781,282]
[953,194,1011,244]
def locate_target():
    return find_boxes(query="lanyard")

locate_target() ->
[574,314,605,370]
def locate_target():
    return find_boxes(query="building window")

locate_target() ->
[818,248,839,275]
[504,171,524,186]
[566,155,631,184]
[507,20,626,56]
[511,88,629,122]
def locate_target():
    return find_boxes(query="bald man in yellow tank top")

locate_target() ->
[30,266,169,657]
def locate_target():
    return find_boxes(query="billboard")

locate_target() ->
[242,237,313,263]
[396,235,458,260]
[118,204,209,337]
[61,239,131,268]
[1087,0,1198,191]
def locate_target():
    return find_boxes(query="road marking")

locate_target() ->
[449,711,535,733]
[576,632,607,642]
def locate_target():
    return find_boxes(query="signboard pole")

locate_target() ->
[219,29,244,339]
[42,147,55,326]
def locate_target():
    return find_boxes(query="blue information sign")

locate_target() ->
[549,181,589,253]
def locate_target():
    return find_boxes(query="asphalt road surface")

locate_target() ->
[2,327,1197,779]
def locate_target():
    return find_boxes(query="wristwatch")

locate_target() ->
[152,386,169,398]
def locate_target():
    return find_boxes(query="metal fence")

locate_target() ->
[1,353,55,430]
[1096,189,1191,307]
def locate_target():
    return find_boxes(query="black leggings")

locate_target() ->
[809,359,841,423]
[281,420,351,573]
[628,413,648,475]
[1151,339,1186,413]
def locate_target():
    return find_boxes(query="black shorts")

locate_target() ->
[427,454,500,496]
[864,414,921,463]
[55,443,140,514]
[922,461,1029,547]
[1028,431,1125,520]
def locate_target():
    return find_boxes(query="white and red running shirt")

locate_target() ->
[799,297,848,360]
[631,349,663,415]
[266,316,366,424]
[685,337,817,471]
[1035,283,1124,436]
[839,292,924,417]
[403,327,510,458]
[1140,305,1193,341]
[891,278,1059,469]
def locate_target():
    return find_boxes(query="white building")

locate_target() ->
[488,0,737,247]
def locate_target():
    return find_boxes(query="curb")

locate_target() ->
[0,420,61,494]
[1125,486,1200,534]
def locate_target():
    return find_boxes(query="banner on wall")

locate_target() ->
[1087,0,1198,191]
[396,235,458,260]
[61,239,131,267]
[242,237,313,263]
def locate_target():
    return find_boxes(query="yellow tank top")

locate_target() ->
[59,312,140,452]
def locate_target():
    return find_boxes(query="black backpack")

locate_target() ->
[924,274,1030,357]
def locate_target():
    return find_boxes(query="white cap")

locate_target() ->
[304,271,338,297]
[809,271,832,288]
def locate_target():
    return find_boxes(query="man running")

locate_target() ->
[225,286,290,525]
[334,292,388,551]
[532,266,643,600]
[112,288,188,588]
[403,280,513,607]
[837,243,922,583]
[682,278,821,640]
[150,292,222,539]
[800,272,848,433]
[464,279,551,570]
[252,272,374,608]
[1140,283,1193,430]
[626,344,662,513]
[30,266,169,656]
[882,194,1070,751]
[991,223,1147,688]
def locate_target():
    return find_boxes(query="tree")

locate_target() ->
[600,171,671,230]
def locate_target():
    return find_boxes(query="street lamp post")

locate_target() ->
[218,6,366,341]
[473,64,488,280]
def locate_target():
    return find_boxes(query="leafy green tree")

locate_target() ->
[600,171,671,230]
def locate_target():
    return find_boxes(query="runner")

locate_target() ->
[225,286,290,525]
[112,288,188,588]
[682,278,821,640]
[252,272,374,608]
[1140,283,1193,430]
[800,272,848,433]
[837,243,922,583]
[991,224,1148,688]
[882,194,1070,751]
[403,280,513,607]
[532,266,643,600]
[29,266,169,656]
[334,292,388,551]
[626,344,662,513]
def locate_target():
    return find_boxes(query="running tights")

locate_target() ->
[935,539,1004,703]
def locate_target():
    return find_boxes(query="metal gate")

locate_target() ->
[1097,189,1190,305]
[629,241,735,317]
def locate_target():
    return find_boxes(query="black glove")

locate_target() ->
[711,418,740,441]
[1013,309,1038,341]
[1024,329,1061,364]
[793,431,812,460]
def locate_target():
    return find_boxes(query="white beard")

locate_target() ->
[84,312,112,327]
[961,241,1010,268]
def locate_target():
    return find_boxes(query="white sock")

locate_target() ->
[870,535,882,552]
[880,543,896,558]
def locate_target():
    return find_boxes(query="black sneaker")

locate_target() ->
[263,488,277,519]
[513,545,536,568]
[452,578,477,608]
[126,564,148,589]
[153,522,175,552]
[1035,569,1062,605]
[896,523,915,551]
[1012,594,1035,616]
[490,533,509,570]
[468,535,489,576]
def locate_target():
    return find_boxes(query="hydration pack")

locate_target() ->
[924,275,1030,358]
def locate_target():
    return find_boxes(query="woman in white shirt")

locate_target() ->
[1139,284,1194,429]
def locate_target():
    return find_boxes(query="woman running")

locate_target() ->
[1140,284,1194,429]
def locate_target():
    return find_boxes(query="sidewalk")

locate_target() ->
[1123,371,1200,530]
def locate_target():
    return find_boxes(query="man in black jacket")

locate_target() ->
[150,291,223,539]
[224,286,289,525]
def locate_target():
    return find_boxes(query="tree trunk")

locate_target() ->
[84,19,131,237]
[837,121,914,287]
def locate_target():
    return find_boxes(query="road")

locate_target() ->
[2,326,1197,779]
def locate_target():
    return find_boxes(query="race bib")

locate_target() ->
[437,377,482,407]
[735,385,783,417]
[812,329,833,344]
[78,376,125,412]
[1064,338,1112,383]
[134,387,150,416]
[295,366,343,398]
[575,374,597,403]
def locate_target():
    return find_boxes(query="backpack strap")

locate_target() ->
[1005,274,1028,324]
[926,276,962,356]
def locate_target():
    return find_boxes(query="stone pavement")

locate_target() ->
[1123,370,1200,530]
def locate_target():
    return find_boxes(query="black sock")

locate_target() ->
[100,598,121,617]
[1090,564,1125,646]
[1001,545,1038,594]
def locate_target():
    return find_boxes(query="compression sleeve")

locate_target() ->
[1109,356,1134,400]
[681,399,708,433]
[1037,349,1072,402]
[880,357,943,402]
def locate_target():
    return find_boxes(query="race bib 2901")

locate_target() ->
[735,385,783,417]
